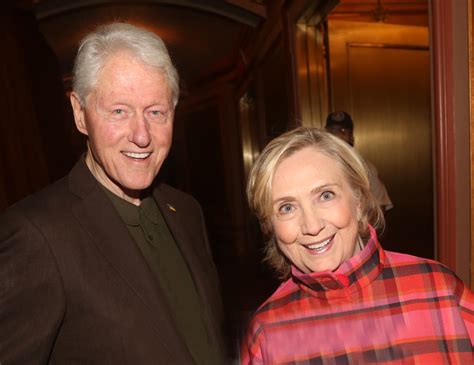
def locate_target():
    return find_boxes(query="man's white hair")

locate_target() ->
[72,22,179,107]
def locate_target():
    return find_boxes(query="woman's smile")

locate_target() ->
[302,234,334,254]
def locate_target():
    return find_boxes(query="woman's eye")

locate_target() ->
[278,204,294,214]
[320,191,335,201]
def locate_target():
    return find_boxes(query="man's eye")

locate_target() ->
[112,109,124,115]
[147,109,168,123]
[149,110,167,120]
[321,191,335,201]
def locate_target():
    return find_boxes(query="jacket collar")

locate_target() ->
[292,225,385,297]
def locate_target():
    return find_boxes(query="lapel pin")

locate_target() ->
[166,203,177,212]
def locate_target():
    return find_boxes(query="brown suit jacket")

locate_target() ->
[0,158,225,364]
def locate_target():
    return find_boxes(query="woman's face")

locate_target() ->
[270,147,361,273]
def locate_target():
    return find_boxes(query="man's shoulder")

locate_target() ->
[7,176,69,211]
[4,158,94,217]
[0,176,75,243]
[1,168,84,229]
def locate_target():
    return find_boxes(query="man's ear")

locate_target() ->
[70,92,88,136]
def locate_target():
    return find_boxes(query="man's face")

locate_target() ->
[70,52,174,204]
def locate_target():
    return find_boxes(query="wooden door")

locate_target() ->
[328,20,433,258]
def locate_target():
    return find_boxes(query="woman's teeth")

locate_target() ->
[307,237,332,252]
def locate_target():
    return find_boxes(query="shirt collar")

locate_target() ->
[104,188,160,226]
[292,225,385,294]
[139,195,160,224]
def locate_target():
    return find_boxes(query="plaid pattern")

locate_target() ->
[241,226,474,364]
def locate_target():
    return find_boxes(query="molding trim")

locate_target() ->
[431,0,457,270]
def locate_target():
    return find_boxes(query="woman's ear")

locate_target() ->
[260,219,272,236]
[70,92,88,136]
[356,200,363,222]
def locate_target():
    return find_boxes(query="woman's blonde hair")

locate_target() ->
[247,127,384,279]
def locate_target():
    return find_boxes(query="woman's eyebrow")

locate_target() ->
[310,183,339,195]
[272,183,340,204]
[272,196,296,205]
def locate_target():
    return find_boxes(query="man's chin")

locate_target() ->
[119,180,154,194]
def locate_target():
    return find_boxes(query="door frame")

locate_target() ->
[431,0,471,285]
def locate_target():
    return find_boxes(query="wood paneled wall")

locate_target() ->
[0,9,76,211]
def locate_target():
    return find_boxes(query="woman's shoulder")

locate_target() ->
[383,249,463,289]
[247,279,303,327]
[384,249,451,270]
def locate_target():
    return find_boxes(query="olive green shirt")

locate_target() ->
[105,190,219,365]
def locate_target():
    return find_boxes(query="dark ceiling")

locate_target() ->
[20,0,427,95]
[27,0,267,93]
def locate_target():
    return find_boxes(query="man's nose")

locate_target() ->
[129,114,151,147]
[300,208,324,236]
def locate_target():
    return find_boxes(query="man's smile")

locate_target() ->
[122,151,152,159]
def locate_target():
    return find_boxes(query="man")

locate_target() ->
[326,111,393,211]
[0,23,224,364]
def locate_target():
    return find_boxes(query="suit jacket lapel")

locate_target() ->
[68,159,194,363]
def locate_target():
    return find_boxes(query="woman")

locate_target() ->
[241,127,473,364]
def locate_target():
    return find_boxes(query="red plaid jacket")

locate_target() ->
[241,226,474,364]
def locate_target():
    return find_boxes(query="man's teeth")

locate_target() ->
[124,152,150,159]
[307,238,331,251]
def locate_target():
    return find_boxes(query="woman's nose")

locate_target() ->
[300,209,324,236]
